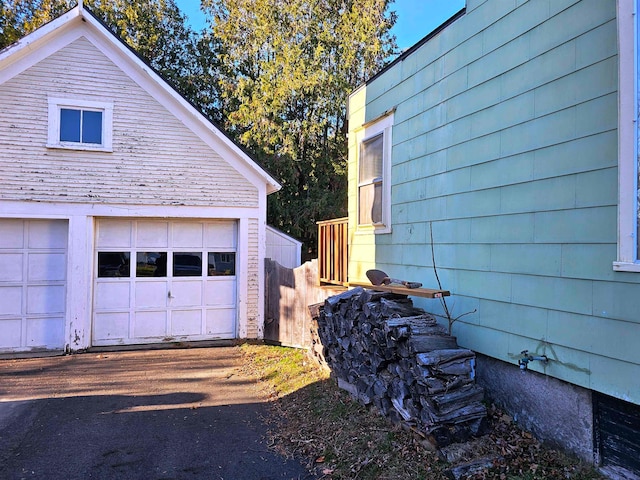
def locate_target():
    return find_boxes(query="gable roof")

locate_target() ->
[0,3,281,195]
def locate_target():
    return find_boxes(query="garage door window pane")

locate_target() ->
[98,252,130,277]
[174,252,202,277]
[137,252,167,277]
[208,252,236,276]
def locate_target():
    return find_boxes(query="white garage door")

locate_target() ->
[0,219,68,353]
[93,219,238,346]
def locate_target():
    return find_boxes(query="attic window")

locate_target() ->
[47,98,113,151]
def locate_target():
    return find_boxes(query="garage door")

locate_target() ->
[93,219,237,346]
[0,219,68,353]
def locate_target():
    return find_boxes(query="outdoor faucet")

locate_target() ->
[518,350,548,371]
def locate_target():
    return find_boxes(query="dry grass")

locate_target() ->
[239,344,603,480]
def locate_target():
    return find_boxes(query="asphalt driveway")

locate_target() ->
[0,346,315,480]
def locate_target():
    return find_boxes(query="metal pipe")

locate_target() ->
[518,350,548,371]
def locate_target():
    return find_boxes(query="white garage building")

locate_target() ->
[0,5,280,354]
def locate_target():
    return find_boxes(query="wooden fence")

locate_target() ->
[264,258,344,348]
[317,217,348,286]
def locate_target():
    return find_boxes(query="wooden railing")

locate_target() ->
[317,217,348,286]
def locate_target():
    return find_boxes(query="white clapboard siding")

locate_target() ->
[246,218,260,338]
[266,226,302,269]
[0,37,258,207]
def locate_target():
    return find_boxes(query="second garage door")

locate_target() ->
[0,219,67,353]
[93,219,237,346]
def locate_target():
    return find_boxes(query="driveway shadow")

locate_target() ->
[0,348,316,480]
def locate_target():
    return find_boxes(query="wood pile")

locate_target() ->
[310,287,487,447]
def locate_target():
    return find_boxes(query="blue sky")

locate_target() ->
[174,0,465,52]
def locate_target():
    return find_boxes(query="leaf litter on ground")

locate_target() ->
[238,344,603,480]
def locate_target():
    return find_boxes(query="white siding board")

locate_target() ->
[265,226,302,269]
[246,218,260,339]
[0,37,258,207]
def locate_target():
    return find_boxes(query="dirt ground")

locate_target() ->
[0,346,315,480]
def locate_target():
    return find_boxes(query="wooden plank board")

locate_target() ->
[348,282,450,298]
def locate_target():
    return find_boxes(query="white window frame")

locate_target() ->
[355,111,394,234]
[47,97,113,152]
[614,0,640,271]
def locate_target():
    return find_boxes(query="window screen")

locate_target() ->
[359,133,384,225]
[359,134,384,183]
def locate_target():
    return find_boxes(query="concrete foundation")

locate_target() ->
[475,353,594,463]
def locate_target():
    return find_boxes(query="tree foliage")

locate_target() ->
[1,0,69,48]
[202,0,396,254]
[0,0,222,121]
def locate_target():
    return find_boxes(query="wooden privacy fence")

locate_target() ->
[264,258,344,348]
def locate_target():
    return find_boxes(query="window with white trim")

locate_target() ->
[356,112,393,233]
[47,97,113,151]
[614,0,640,271]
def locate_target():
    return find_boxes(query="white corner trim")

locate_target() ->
[615,0,638,269]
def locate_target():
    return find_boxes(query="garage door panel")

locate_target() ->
[205,280,236,307]
[95,282,130,310]
[28,253,66,281]
[97,220,132,248]
[206,309,235,337]
[204,222,236,249]
[136,221,169,248]
[171,280,202,307]
[26,317,65,347]
[0,219,67,353]
[26,285,65,314]
[0,219,24,248]
[133,311,167,338]
[0,319,22,347]
[0,287,23,315]
[135,282,167,308]
[173,224,203,248]
[0,254,23,281]
[94,312,129,340]
[28,220,68,249]
[171,310,202,335]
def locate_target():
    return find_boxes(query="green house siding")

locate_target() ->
[348,0,640,404]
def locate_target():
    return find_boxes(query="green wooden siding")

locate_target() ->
[348,0,640,403]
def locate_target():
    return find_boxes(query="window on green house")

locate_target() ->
[359,133,384,225]
[356,112,393,233]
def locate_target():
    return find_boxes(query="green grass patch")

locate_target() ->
[239,343,327,397]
